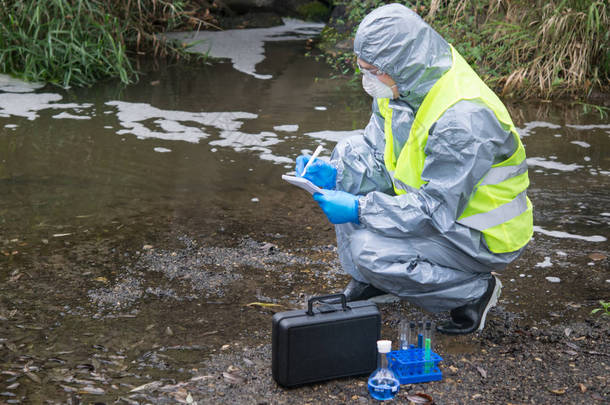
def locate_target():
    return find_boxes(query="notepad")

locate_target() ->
[282,175,325,195]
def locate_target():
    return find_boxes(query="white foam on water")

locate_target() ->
[570,140,590,148]
[164,19,324,79]
[304,129,364,143]
[258,150,293,165]
[106,101,257,143]
[273,124,298,132]
[210,130,280,149]
[556,251,567,256]
[584,156,591,162]
[566,124,610,130]
[536,256,553,268]
[533,225,607,242]
[526,157,583,172]
[53,112,91,120]
[545,276,561,283]
[516,121,561,137]
[314,106,327,111]
[0,74,44,93]
[209,131,293,165]
[251,197,259,203]
[601,213,610,217]
[0,93,93,120]
[4,124,17,128]
[153,147,172,153]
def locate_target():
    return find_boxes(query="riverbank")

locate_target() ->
[1,1,607,101]
[318,0,609,101]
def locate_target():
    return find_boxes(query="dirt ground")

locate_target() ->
[1,196,608,404]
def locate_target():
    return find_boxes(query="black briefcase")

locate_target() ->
[272,293,381,387]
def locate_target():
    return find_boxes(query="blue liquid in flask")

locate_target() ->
[368,340,400,401]
[368,374,400,400]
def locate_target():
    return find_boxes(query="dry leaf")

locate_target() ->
[25,372,41,384]
[222,371,244,384]
[406,392,434,404]
[549,387,567,395]
[79,386,104,395]
[130,381,162,392]
[564,350,578,356]
[245,302,284,309]
[578,383,586,393]
[588,253,606,261]
[476,366,487,378]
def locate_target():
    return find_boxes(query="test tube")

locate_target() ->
[424,321,432,373]
[417,321,424,349]
[424,321,433,348]
[399,319,409,351]
[409,322,416,350]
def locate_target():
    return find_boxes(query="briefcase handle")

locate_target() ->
[306,294,350,316]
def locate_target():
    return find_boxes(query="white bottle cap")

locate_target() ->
[377,340,392,353]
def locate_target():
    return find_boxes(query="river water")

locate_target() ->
[0,22,608,403]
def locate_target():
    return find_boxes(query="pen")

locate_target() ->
[301,144,324,176]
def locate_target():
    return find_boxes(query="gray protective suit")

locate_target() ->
[331,4,526,312]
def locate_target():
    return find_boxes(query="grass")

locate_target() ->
[0,0,209,87]
[319,0,609,99]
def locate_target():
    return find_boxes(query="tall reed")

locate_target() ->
[0,0,135,86]
[0,0,200,87]
[324,0,609,98]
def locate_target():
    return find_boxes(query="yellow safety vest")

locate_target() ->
[377,46,533,253]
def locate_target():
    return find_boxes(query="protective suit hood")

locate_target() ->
[353,4,452,108]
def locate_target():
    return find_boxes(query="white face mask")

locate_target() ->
[362,71,395,99]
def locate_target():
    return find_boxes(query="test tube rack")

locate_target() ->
[387,349,443,384]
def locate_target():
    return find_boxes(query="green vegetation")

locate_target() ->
[591,300,610,316]
[298,1,331,22]
[320,0,609,99]
[0,0,200,87]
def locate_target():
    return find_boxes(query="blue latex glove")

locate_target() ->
[295,155,337,190]
[313,190,360,224]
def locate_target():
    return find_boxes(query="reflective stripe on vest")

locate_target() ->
[376,46,533,253]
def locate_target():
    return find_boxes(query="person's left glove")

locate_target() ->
[295,155,337,190]
[313,190,360,224]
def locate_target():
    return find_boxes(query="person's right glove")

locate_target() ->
[295,155,337,190]
[313,190,360,224]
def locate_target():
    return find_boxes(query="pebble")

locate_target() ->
[545,277,561,283]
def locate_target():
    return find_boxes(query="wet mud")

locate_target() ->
[1,195,608,404]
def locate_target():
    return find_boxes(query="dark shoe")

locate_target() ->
[325,278,387,303]
[436,276,502,335]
